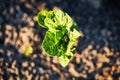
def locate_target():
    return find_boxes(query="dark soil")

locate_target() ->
[0,0,120,80]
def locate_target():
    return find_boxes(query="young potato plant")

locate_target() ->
[37,9,83,67]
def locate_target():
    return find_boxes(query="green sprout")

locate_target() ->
[37,9,83,67]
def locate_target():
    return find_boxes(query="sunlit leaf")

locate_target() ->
[37,9,83,67]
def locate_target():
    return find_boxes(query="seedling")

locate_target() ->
[37,9,83,67]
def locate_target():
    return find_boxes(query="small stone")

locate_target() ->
[96,45,100,49]
[103,67,111,77]
[81,71,87,78]
[0,49,4,53]
[33,69,36,74]
[86,60,95,73]
[5,62,9,67]
[35,75,39,80]
[107,75,113,80]
[16,76,20,80]
[12,60,16,68]
[116,58,120,65]
[52,57,58,63]
[0,58,3,66]
[7,50,12,57]
[40,76,44,80]
[116,52,119,56]
[21,34,29,43]
[118,77,120,80]
[25,3,32,9]
[24,70,29,76]
[14,68,19,75]
[103,47,110,53]
[39,67,44,74]
[0,32,2,37]
[95,74,104,80]
[34,35,39,41]
[46,56,50,62]
[31,62,35,67]
[7,68,15,74]
[76,56,80,64]
[33,54,37,58]
[22,61,28,67]
[37,2,46,11]
[45,74,49,80]
[16,5,20,10]
[68,63,80,77]
[22,13,27,21]
[33,16,37,21]
[90,49,97,56]
[0,68,3,75]
[111,66,115,72]
[29,21,34,27]
[97,54,110,63]
[9,76,14,80]
[88,45,93,49]
[84,66,88,70]
[96,62,103,69]
[28,66,32,71]
[0,76,3,80]
[6,24,12,30]
[117,66,120,73]
[27,74,33,80]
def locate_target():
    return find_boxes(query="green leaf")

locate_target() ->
[37,9,83,67]
[42,31,66,56]
[53,9,66,26]
[44,18,57,29]
[37,10,48,28]
[65,13,73,31]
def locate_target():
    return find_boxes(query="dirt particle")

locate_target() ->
[22,61,29,67]
[31,62,35,67]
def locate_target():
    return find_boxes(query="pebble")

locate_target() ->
[30,62,35,67]
[106,75,113,80]
[28,66,32,71]
[39,67,44,74]
[0,76,3,80]
[46,56,51,62]
[102,67,111,77]
[33,69,36,74]
[52,57,58,63]
[32,54,37,58]
[25,3,32,9]
[22,61,29,67]
[6,24,12,30]
[96,62,103,69]
[29,21,34,27]
[68,63,80,77]
[0,31,2,37]
[9,76,14,80]
[11,60,16,69]
[33,16,37,21]
[97,54,110,63]
[115,58,120,65]
[0,68,4,75]
[35,75,39,80]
